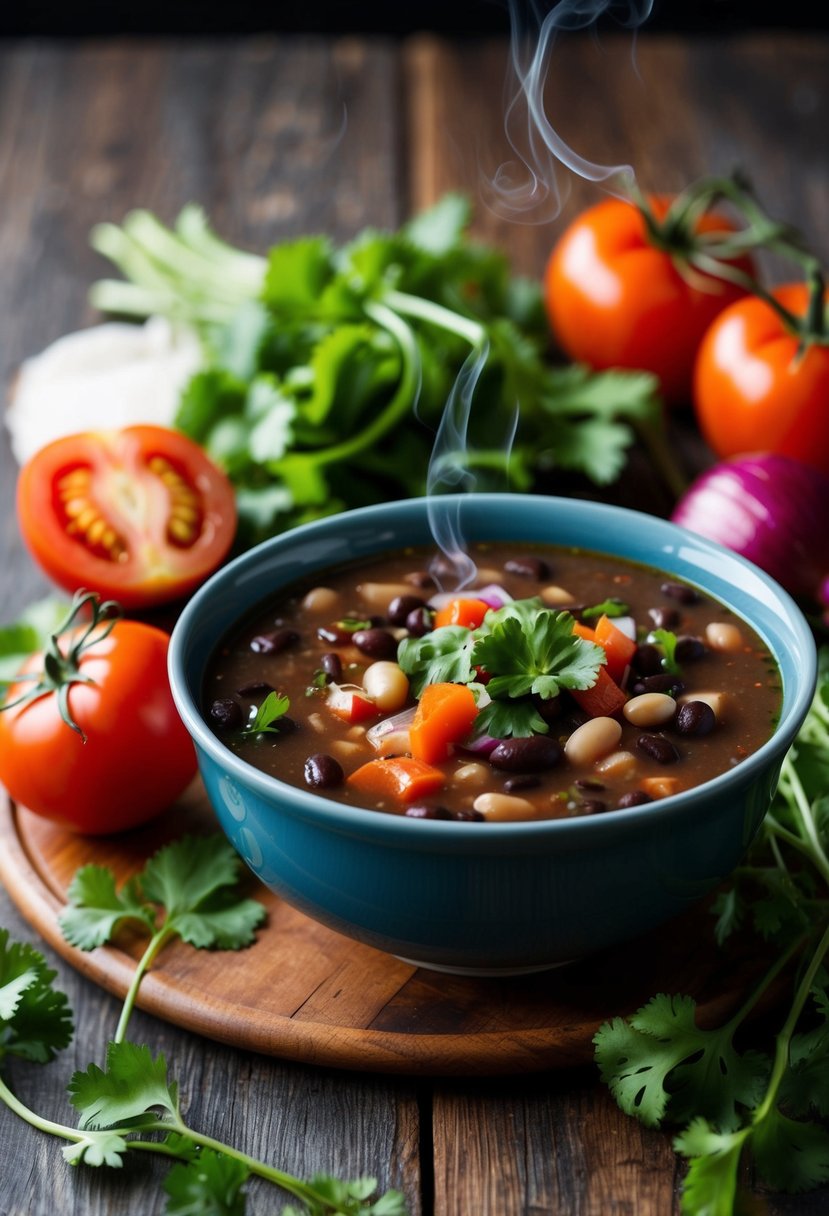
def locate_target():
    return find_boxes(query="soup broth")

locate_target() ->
[202,542,782,822]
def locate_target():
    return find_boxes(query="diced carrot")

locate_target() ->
[409,682,479,763]
[569,666,628,718]
[433,597,491,630]
[571,620,596,642]
[346,756,446,803]
[593,614,637,682]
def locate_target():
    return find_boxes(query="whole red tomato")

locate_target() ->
[0,602,196,834]
[544,195,751,405]
[693,282,829,476]
[16,425,237,610]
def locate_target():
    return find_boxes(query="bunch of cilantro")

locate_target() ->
[0,834,406,1215]
[89,196,666,545]
[594,647,829,1214]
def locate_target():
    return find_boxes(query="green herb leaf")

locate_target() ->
[59,867,155,950]
[581,598,630,620]
[474,698,548,740]
[472,602,604,702]
[0,929,73,1065]
[751,1107,829,1192]
[282,1173,408,1216]
[243,691,291,736]
[673,1119,748,1216]
[263,236,334,315]
[397,625,476,697]
[164,1149,249,1215]
[69,1040,178,1129]
[649,628,681,675]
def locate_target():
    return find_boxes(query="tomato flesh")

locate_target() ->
[17,426,237,609]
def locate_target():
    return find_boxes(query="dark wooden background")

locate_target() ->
[1,30,828,1216]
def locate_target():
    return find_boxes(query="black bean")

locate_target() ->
[636,733,680,765]
[660,581,699,604]
[404,803,452,820]
[388,594,426,626]
[632,643,664,676]
[579,799,608,815]
[320,652,343,682]
[675,700,717,737]
[405,606,434,637]
[675,635,706,663]
[209,698,243,730]
[250,628,300,655]
[235,680,274,697]
[317,623,354,646]
[405,570,436,590]
[617,789,653,808]
[631,673,686,697]
[490,735,563,772]
[452,808,485,822]
[304,753,344,789]
[352,628,398,660]
[503,775,541,793]
[504,555,551,580]
[648,606,680,631]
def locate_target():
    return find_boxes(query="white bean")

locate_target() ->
[678,690,728,722]
[473,792,536,821]
[540,584,575,606]
[564,716,622,766]
[594,749,638,780]
[623,692,677,728]
[362,661,410,712]
[301,586,341,614]
[356,582,416,612]
[454,763,489,785]
[705,621,744,652]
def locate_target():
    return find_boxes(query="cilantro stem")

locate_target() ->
[778,754,829,887]
[0,1073,87,1147]
[113,926,177,1045]
[384,288,486,347]
[751,920,829,1126]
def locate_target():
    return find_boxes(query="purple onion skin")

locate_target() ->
[670,452,829,606]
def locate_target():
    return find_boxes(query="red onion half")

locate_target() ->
[670,453,829,608]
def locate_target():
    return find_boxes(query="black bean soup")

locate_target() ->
[202,543,782,822]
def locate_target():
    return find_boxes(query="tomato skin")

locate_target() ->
[693,283,829,475]
[16,425,237,610]
[0,620,197,834]
[544,196,751,405]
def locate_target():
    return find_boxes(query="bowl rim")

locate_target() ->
[168,493,817,841]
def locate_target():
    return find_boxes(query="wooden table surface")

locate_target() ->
[1,29,827,1216]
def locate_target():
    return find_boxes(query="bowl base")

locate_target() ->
[395,955,574,977]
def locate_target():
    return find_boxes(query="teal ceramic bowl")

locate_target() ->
[167,494,816,975]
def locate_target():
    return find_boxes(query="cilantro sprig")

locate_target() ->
[1,835,406,1215]
[398,597,605,739]
[594,646,829,1214]
[89,196,672,544]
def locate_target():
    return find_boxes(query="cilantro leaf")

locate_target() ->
[751,1107,829,1192]
[474,698,548,740]
[673,1119,748,1216]
[62,1130,130,1168]
[649,628,681,675]
[263,236,334,315]
[59,867,154,950]
[472,603,604,702]
[403,193,470,255]
[69,1040,178,1130]
[593,993,769,1131]
[139,835,265,948]
[0,929,73,1065]
[282,1174,408,1216]
[397,625,475,697]
[164,1150,249,1215]
[243,690,291,736]
[581,597,630,620]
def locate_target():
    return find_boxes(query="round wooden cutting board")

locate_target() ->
[0,780,767,1076]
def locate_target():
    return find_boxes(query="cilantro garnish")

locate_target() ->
[336,617,373,633]
[581,597,630,620]
[243,690,291,734]
[398,598,605,739]
[649,627,681,675]
[0,835,406,1213]
[594,646,829,1214]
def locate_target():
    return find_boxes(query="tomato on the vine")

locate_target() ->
[544,194,752,405]
[0,594,196,834]
[693,281,829,476]
[17,425,237,610]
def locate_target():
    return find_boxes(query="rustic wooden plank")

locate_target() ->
[0,36,422,1216]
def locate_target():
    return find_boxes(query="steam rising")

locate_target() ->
[484,0,653,222]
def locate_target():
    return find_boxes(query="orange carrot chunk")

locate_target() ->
[593,614,637,682]
[409,682,479,763]
[347,756,446,803]
[433,597,491,630]
[569,666,628,719]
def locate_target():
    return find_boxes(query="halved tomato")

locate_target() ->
[17,425,237,609]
